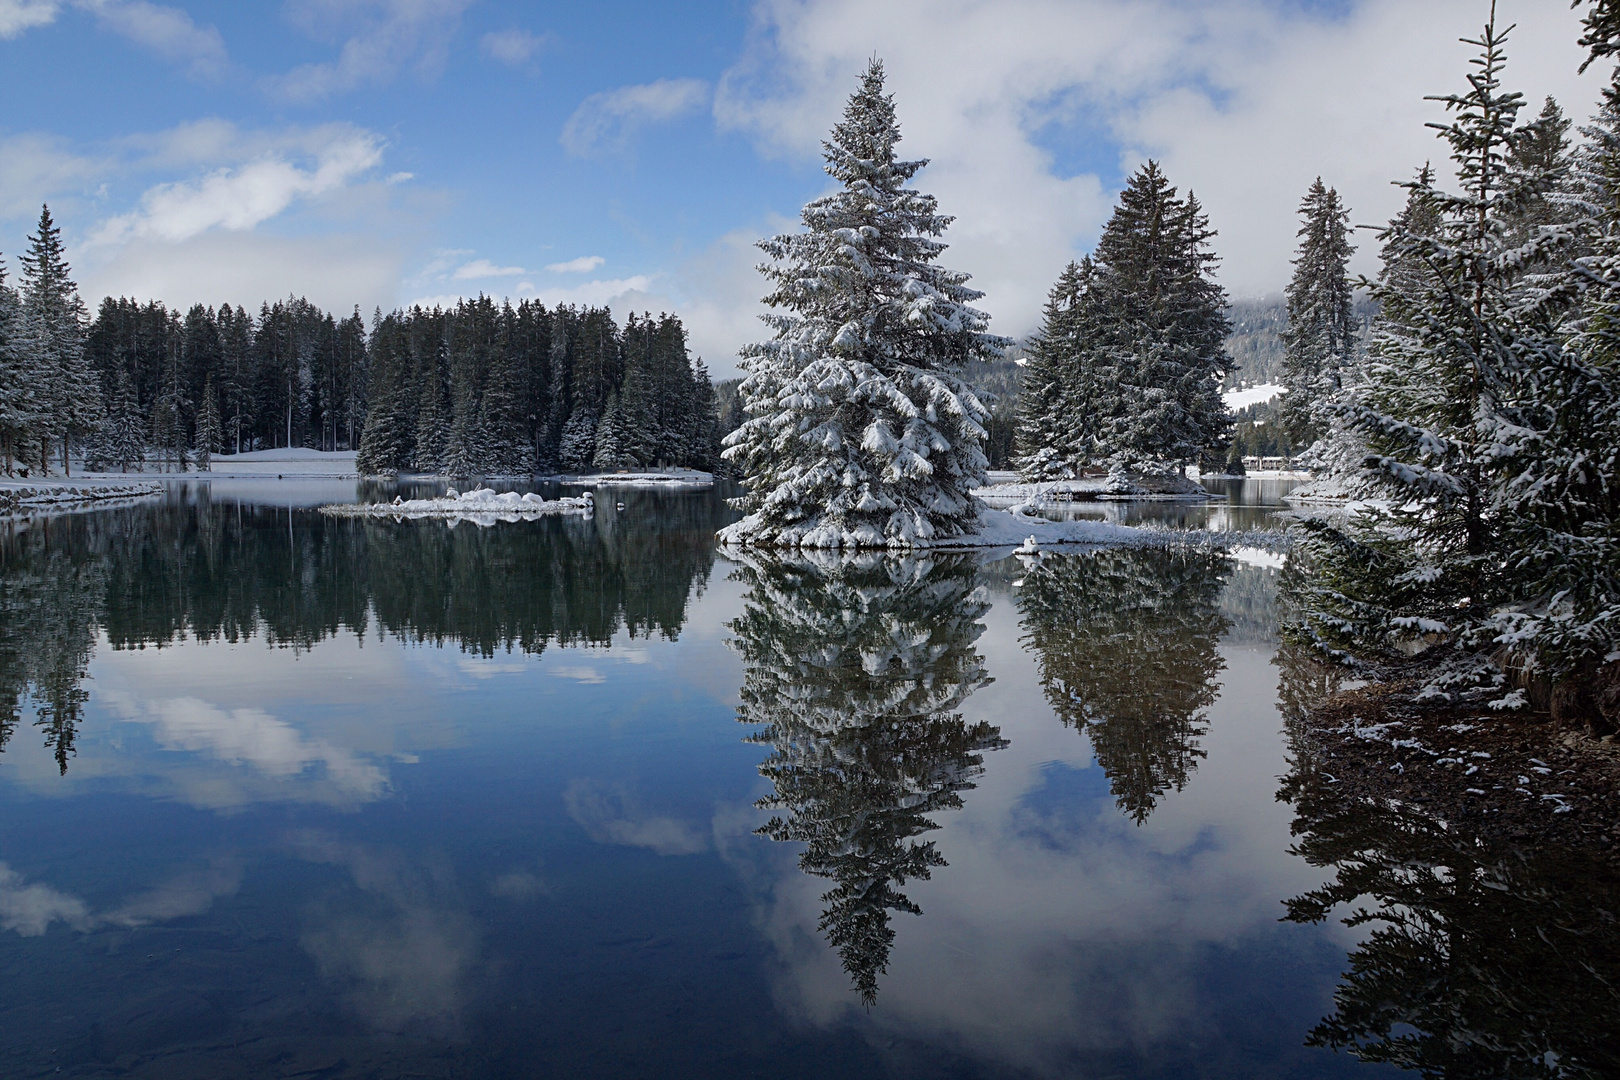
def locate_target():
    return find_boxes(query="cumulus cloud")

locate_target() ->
[271,0,476,103]
[563,779,709,856]
[544,254,605,274]
[79,0,227,77]
[561,77,711,157]
[710,0,1602,346]
[0,132,97,220]
[0,0,57,39]
[481,26,547,67]
[0,1,226,74]
[92,126,384,245]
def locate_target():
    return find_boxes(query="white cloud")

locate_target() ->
[452,257,525,280]
[561,77,711,157]
[91,125,384,245]
[79,229,409,315]
[0,2,227,74]
[0,131,96,220]
[0,0,58,39]
[386,170,413,184]
[272,0,476,103]
[0,858,240,937]
[710,0,1603,348]
[481,26,546,66]
[78,0,228,77]
[545,254,605,274]
[406,273,658,314]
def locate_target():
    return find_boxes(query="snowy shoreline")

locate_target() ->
[0,481,163,513]
[319,487,595,523]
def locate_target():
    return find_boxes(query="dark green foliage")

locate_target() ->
[1014,164,1233,479]
[1016,548,1228,823]
[79,290,720,478]
[1280,179,1357,449]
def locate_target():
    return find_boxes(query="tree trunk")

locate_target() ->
[63,434,70,477]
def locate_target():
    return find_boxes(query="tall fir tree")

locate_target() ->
[0,259,34,475]
[20,205,100,475]
[195,375,221,472]
[1085,163,1232,475]
[1279,178,1358,452]
[722,60,1001,548]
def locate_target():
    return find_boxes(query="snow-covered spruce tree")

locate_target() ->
[1285,11,1620,725]
[1279,179,1358,454]
[195,376,221,472]
[728,551,1004,1004]
[720,60,1002,548]
[0,259,36,476]
[102,367,146,471]
[20,205,100,476]
[1014,261,1087,481]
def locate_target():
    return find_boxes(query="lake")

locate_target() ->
[0,480,1610,1078]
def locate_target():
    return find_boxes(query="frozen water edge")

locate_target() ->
[0,481,163,513]
[320,487,594,523]
[570,470,714,490]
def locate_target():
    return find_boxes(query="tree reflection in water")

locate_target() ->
[1277,647,1620,1079]
[0,488,720,772]
[728,551,1006,1005]
[1016,547,1230,823]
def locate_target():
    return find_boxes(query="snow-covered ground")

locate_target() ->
[1222,383,1287,410]
[0,480,162,512]
[200,449,359,478]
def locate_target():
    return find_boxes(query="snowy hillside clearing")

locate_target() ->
[321,488,594,524]
[1222,383,1286,410]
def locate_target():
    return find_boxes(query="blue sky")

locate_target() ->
[0,0,1604,375]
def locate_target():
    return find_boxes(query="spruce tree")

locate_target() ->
[195,375,221,472]
[721,60,1001,548]
[20,205,100,475]
[0,260,34,476]
[1083,164,1232,475]
[1014,261,1086,481]
[1279,178,1358,453]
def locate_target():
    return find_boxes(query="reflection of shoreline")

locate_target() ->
[729,552,1005,1004]
[0,493,720,774]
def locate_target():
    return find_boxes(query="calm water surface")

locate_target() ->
[0,481,1610,1078]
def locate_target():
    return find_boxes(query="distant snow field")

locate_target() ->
[1222,383,1287,410]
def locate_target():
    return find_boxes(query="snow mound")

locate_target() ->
[320,487,594,523]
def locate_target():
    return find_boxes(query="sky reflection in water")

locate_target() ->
[1,483,1598,1077]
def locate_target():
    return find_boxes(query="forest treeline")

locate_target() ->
[0,207,723,478]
